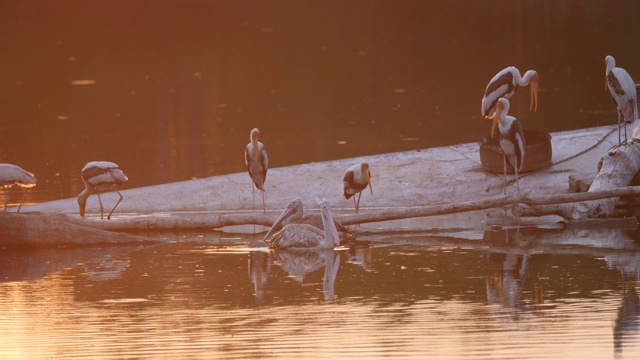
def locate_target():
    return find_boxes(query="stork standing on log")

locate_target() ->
[343,162,373,214]
[245,128,268,213]
[481,66,539,136]
[0,163,37,212]
[265,198,340,250]
[263,197,348,242]
[77,161,128,220]
[605,55,638,145]
[493,98,525,195]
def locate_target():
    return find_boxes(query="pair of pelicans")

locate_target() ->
[480,54,638,194]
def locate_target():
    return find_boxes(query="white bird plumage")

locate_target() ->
[0,163,37,212]
[77,161,128,220]
[245,128,268,213]
[265,198,340,250]
[481,66,539,136]
[263,197,348,243]
[493,98,525,194]
[605,55,638,145]
[343,162,373,214]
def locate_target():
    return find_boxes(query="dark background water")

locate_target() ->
[1,0,639,204]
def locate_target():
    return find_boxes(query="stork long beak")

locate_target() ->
[263,204,296,241]
[530,81,538,112]
[365,171,373,195]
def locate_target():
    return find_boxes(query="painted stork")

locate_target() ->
[245,128,268,213]
[262,197,348,242]
[0,163,37,212]
[77,161,128,220]
[343,162,372,214]
[265,198,340,250]
[493,98,525,194]
[605,55,638,145]
[481,66,539,136]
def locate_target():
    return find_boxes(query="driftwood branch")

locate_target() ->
[339,185,640,226]
[568,140,640,219]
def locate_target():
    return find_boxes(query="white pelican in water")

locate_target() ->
[481,66,539,136]
[245,128,268,213]
[343,162,372,214]
[263,198,348,242]
[77,161,128,220]
[265,198,340,250]
[605,55,638,145]
[0,163,37,212]
[493,98,525,194]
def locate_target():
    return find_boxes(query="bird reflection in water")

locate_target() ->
[248,250,271,301]
[613,275,640,357]
[485,229,534,319]
[272,249,341,301]
[347,241,374,272]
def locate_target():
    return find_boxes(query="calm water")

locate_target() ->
[1,1,640,205]
[1,230,640,359]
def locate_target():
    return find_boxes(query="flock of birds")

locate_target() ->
[1,55,638,250]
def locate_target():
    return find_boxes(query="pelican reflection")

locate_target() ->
[272,249,340,300]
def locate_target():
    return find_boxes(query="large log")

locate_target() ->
[568,140,640,220]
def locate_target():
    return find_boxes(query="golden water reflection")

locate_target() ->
[1,233,639,359]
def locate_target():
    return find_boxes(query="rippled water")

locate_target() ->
[2,232,639,359]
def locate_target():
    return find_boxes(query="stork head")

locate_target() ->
[361,162,373,195]
[491,98,510,135]
[605,55,615,90]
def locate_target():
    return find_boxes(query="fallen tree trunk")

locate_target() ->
[568,140,640,219]
[54,186,640,231]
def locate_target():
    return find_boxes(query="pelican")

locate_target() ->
[245,128,268,213]
[77,161,128,220]
[263,198,348,242]
[481,66,539,136]
[0,163,37,212]
[265,198,340,250]
[605,55,638,145]
[493,98,525,194]
[343,162,373,214]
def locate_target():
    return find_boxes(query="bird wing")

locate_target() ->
[482,68,516,117]
[0,164,37,187]
[608,68,638,121]
[513,120,526,172]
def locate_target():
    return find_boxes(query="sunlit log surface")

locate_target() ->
[570,137,640,219]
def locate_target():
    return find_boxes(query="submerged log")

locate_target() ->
[0,212,158,247]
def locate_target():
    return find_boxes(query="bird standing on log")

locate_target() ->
[245,128,268,213]
[493,98,525,195]
[343,162,373,214]
[265,198,340,250]
[77,161,128,220]
[481,66,539,136]
[605,55,638,145]
[0,163,37,212]
[263,197,348,243]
